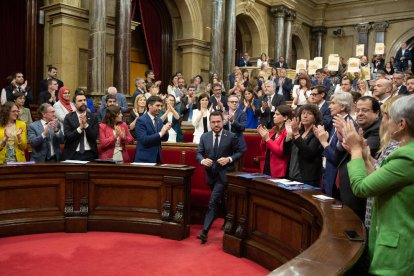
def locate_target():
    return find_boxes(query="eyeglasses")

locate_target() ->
[355,108,372,113]
[228,101,238,103]
[309,93,319,96]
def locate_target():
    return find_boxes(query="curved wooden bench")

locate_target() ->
[223,172,366,275]
[0,163,193,240]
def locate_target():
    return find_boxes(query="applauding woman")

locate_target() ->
[192,93,211,144]
[128,94,147,140]
[160,94,182,143]
[0,102,28,163]
[99,106,134,162]
[54,86,75,133]
[240,88,259,129]
[285,104,323,186]
[257,105,292,177]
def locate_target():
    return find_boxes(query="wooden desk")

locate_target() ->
[223,173,366,275]
[0,163,194,240]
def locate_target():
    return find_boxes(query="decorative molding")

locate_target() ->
[241,0,256,15]
[235,216,247,238]
[270,5,288,18]
[64,197,74,216]
[161,201,171,221]
[311,26,327,34]
[224,213,235,234]
[372,21,389,32]
[354,23,372,34]
[79,197,88,216]
[173,202,184,223]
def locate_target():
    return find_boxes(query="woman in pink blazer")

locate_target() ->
[257,105,292,178]
[99,106,134,162]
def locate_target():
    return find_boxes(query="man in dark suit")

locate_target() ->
[274,56,288,69]
[225,95,247,147]
[308,85,332,133]
[255,80,285,129]
[131,77,146,104]
[62,92,99,161]
[209,83,228,112]
[28,103,64,162]
[134,96,171,163]
[274,68,293,101]
[180,85,198,121]
[38,79,58,105]
[238,52,252,67]
[5,72,33,108]
[395,42,412,72]
[39,66,64,93]
[196,111,245,243]
[393,72,408,95]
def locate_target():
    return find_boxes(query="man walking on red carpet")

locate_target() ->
[196,111,245,243]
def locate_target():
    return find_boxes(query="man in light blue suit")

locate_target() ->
[134,96,171,163]
[28,103,64,162]
[196,111,245,243]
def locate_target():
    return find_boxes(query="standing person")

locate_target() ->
[39,66,64,93]
[285,104,323,186]
[308,85,332,133]
[274,68,293,101]
[209,83,228,112]
[257,105,292,178]
[240,89,259,129]
[14,91,32,125]
[256,80,285,129]
[0,102,27,163]
[395,42,412,72]
[238,52,252,67]
[128,94,147,140]
[225,94,247,147]
[342,95,414,275]
[357,79,372,96]
[160,94,182,143]
[274,56,288,69]
[5,72,33,107]
[134,96,171,163]
[28,103,64,162]
[62,92,99,161]
[53,86,75,133]
[180,85,198,122]
[196,111,245,243]
[292,76,311,109]
[256,53,269,69]
[38,79,58,105]
[131,77,146,104]
[99,106,134,162]
[192,93,211,144]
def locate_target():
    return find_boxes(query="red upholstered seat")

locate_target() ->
[241,134,262,173]
[162,148,183,164]
[182,132,193,143]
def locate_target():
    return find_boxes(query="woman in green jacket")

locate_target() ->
[343,95,414,275]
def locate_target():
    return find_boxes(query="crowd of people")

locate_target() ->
[1,42,414,274]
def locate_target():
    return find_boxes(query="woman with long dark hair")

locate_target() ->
[99,105,134,162]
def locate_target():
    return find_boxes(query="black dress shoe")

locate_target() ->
[197,232,208,244]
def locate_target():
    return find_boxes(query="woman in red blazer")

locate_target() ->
[257,105,292,178]
[99,106,134,162]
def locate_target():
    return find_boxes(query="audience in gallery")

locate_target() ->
[192,93,211,144]
[99,105,134,162]
[257,105,292,178]
[53,86,75,134]
[159,94,183,143]
[14,91,32,125]
[0,101,28,163]
[128,94,147,140]
[238,52,252,67]
[256,53,269,69]
[343,95,414,275]
[285,104,323,187]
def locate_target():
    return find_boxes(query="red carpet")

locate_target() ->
[0,219,268,276]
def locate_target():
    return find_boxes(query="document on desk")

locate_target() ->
[61,160,90,164]
[6,161,36,165]
[130,162,157,166]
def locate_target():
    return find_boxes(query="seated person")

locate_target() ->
[99,105,134,162]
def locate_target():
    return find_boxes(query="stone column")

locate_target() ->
[284,10,296,68]
[270,6,286,64]
[354,23,371,57]
[224,0,236,91]
[113,0,131,95]
[372,21,389,43]
[210,0,225,78]
[87,0,106,95]
[312,26,327,58]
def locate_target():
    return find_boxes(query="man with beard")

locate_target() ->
[62,91,99,161]
[196,111,245,243]
[5,72,33,107]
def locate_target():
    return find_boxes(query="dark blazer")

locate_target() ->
[274,62,288,69]
[180,96,198,121]
[38,90,58,105]
[286,131,323,186]
[131,88,145,105]
[209,95,228,112]
[397,85,408,95]
[39,78,64,94]
[310,78,331,93]
[337,118,380,220]
[274,77,293,101]
[238,58,252,67]
[134,113,169,163]
[395,48,412,71]
[5,84,33,108]
[255,94,285,129]
[28,120,64,162]
[225,108,247,147]
[320,101,333,134]
[62,111,99,160]
[196,130,245,185]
